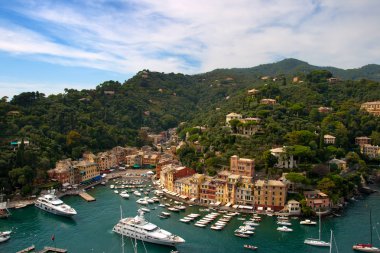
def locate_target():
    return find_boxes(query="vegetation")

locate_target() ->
[1,59,380,201]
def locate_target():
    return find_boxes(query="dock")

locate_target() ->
[16,245,35,253]
[38,246,67,253]
[78,192,95,202]
[16,246,67,253]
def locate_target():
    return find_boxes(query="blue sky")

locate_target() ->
[0,0,380,98]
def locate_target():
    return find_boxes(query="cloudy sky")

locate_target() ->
[0,0,379,98]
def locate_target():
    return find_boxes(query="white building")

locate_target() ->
[270,147,296,169]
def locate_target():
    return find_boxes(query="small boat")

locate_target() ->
[133,191,142,197]
[188,213,201,218]
[15,203,27,209]
[114,190,119,194]
[158,214,168,219]
[235,233,250,238]
[235,229,254,235]
[300,219,317,225]
[168,207,180,212]
[237,217,246,221]
[210,225,223,230]
[194,223,207,227]
[161,212,171,216]
[244,244,258,250]
[119,192,130,198]
[244,221,260,226]
[277,221,292,226]
[277,226,293,232]
[0,234,10,243]
[158,204,165,207]
[239,225,255,231]
[147,199,154,204]
[141,207,150,213]
[180,218,191,223]
[110,185,115,189]
[136,199,149,205]
[0,231,11,236]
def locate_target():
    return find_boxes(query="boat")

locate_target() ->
[180,218,191,223]
[235,229,254,235]
[277,226,293,232]
[300,219,317,225]
[194,223,207,227]
[277,221,292,226]
[161,212,171,216]
[158,214,169,219]
[243,221,260,226]
[239,225,255,231]
[304,210,330,247]
[136,199,149,205]
[0,231,11,236]
[244,244,258,250]
[158,204,165,207]
[353,209,380,252]
[0,234,10,243]
[112,209,185,246]
[114,190,119,194]
[35,190,77,217]
[168,207,180,212]
[119,192,130,198]
[133,191,142,197]
[141,207,150,213]
[15,203,28,209]
[110,185,115,189]
[235,233,250,238]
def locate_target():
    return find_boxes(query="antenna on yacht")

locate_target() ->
[120,205,125,253]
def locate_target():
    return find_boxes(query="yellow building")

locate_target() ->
[188,174,205,199]
[361,101,380,116]
[254,180,287,212]
[227,174,241,204]
[74,160,100,183]
[214,179,228,205]
[236,176,254,206]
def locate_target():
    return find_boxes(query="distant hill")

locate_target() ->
[202,58,380,82]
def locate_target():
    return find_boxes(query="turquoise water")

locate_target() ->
[1,184,379,253]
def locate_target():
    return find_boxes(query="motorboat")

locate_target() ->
[235,229,254,235]
[136,198,149,205]
[210,225,224,230]
[167,207,180,212]
[300,219,317,225]
[180,218,191,223]
[244,244,258,250]
[133,191,142,197]
[161,212,171,216]
[239,225,255,231]
[277,221,292,226]
[277,226,293,232]
[0,234,10,243]
[244,221,260,226]
[194,223,207,227]
[35,190,77,217]
[113,209,185,246]
[119,192,130,198]
[235,233,250,238]
[141,208,150,213]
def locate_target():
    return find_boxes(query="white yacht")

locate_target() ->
[113,209,185,246]
[35,191,77,217]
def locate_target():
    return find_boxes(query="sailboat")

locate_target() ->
[304,210,330,247]
[353,209,380,252]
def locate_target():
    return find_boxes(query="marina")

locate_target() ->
[0,182,379,253]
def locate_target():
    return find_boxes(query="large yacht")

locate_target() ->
[112,209,185,246]
[35,190,77,217]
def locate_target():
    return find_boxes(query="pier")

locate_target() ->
[78,192,96,202]
[16,246,67,253]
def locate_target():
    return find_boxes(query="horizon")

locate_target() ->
[1,1,380,98]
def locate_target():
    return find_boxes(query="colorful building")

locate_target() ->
[230,155,255,177]
[254,180,287,212]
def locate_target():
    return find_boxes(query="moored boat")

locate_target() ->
[244,244,258,250]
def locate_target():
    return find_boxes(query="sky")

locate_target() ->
[0,0,380,98]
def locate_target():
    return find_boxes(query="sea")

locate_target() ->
[1,183,379,253]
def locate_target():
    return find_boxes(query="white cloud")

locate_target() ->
[0,0,379,76]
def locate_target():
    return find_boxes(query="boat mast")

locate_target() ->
[329,230,333,253]
[370,208,373,245]
[120,206,125,253]
[318,209,321,240]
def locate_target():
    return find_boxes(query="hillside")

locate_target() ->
[201,58,380,82]
[1,59,380,195]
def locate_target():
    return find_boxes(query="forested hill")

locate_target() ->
[202,58,380,82]
[1,60,380,194]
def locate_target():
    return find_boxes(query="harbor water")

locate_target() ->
[1,184,379,253]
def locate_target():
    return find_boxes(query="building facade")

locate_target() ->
[254,180,287,211]
[230,155,255,177]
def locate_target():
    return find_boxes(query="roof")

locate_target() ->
[218,170,231,176]
[270,147,285,153]
[324,134,336,138]
[255,180,286,187]
[355,136,371,140]
[226,112,242,117]
[228,174,241,179]
[287,199,299,204]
